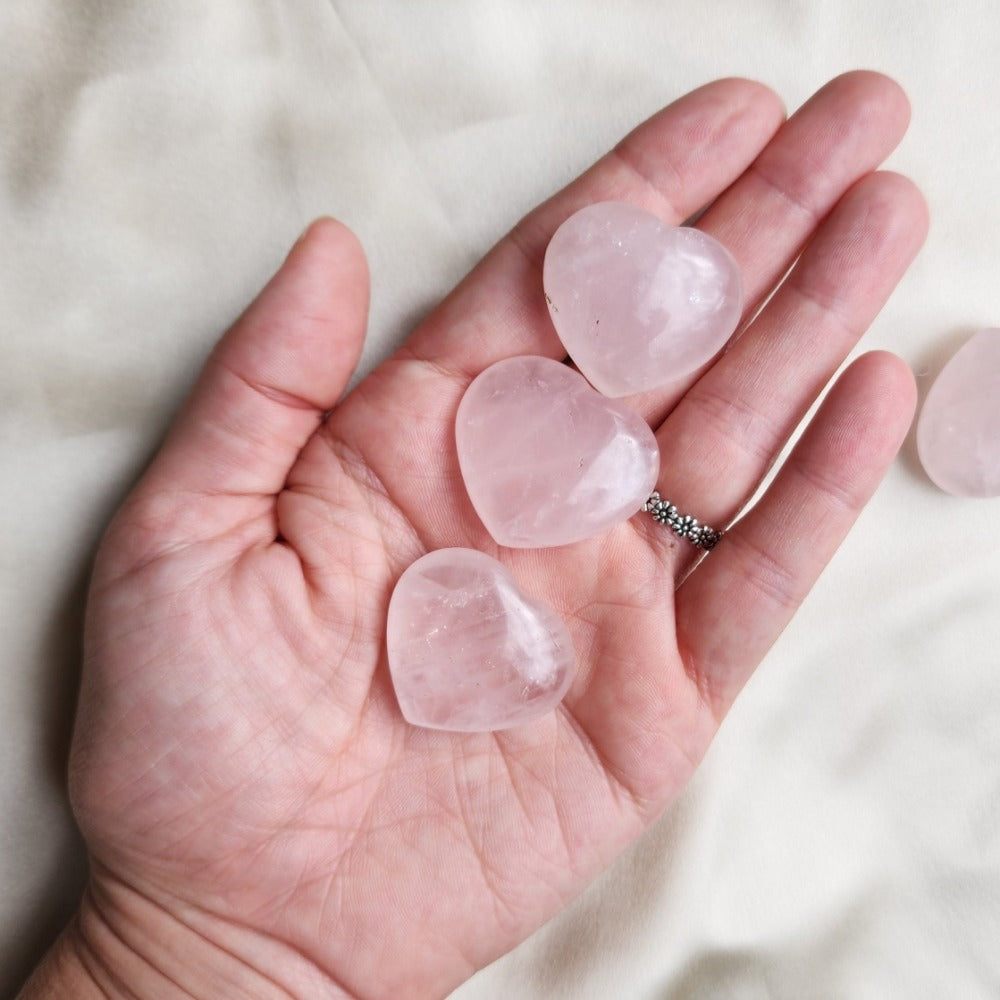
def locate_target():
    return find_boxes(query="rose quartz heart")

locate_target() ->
[386,548,575,731]
[917,328,1000,497]
[543,201,743,396]
[456,355,660,547]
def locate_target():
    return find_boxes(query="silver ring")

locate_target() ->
[643,492,723,550]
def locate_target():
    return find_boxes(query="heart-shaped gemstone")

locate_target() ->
[543,201,743,396]
[917,327,1000,497]
[386,548,575,731]
[456,355,660,547]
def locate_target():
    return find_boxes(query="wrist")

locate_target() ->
[19,866,358,1000]
[16,914,106,1000]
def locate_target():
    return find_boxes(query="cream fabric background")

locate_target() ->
[2,2,998,997]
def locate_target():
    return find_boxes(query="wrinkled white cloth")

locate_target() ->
[2,2,998,997]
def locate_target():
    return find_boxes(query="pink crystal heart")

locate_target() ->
[386,548,575,732]
[543,201,743,396]
[917,327,1000,497]
[456,355,660,547]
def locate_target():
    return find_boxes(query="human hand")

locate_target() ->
[24,72,927,999]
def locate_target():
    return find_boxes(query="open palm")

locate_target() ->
[68,74,927,1000]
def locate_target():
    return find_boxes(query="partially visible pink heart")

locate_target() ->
[543,201,743,396]
[456,355,660,548]
[386,548,575,732]
[917,327,1000,497]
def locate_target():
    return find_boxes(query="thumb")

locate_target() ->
[125,217,370,549]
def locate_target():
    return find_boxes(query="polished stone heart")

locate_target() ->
[917,328,1000,497]
[456,355,660,547]
[386,548,575,731]
[543,201,743,396]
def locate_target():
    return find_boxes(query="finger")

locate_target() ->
[673,351,916,719]
[399,78,785,378]
[647,170,927,560]
[140,218,369,508]
[632,70,913,425]
[702,70,912,333]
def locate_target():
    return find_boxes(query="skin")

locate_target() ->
[19,72,928,999]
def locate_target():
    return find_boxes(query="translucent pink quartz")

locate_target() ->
[386,548,574,731]
[917,328,1000,497]
[456,355,660,547]
[543,201,743,396]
